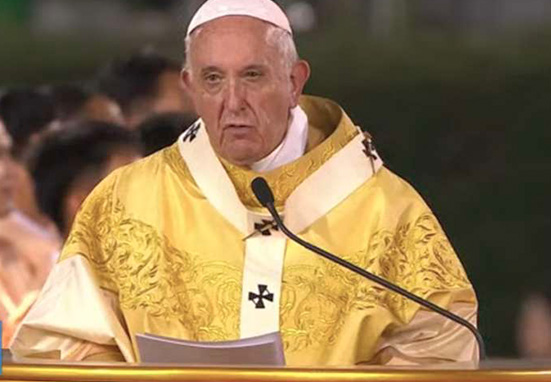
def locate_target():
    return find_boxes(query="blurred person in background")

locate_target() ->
[0,88,56,159]
[47,84,125,127]
[137,112,195,156]
[0,88,58,229]
[517,284,551,358]
[97,51,194,128]
[27,121,143,238]
[0,118,59,346]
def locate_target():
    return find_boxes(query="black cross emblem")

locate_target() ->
[182,122,200,143]
[248,284,274,309]
[362,135,378,173]
[254,219,279,236]
[362,136,378,161]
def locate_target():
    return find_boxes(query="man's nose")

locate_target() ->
[224,79,246,112]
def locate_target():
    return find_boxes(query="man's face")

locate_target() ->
[183,16,309,166]
[0,119,14,216]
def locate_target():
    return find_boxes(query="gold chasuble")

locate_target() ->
[10,96,478,365]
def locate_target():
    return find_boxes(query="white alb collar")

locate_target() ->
[251,106,308,173]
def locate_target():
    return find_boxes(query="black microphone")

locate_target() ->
[251,177,486,360]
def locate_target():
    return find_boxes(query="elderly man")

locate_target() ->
[11,0,478,365]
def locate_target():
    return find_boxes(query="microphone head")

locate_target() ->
[251,177,275,207]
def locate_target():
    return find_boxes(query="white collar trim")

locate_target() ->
[250,106,308,173]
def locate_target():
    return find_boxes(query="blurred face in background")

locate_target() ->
[83,95,125,126]
[154,70,194,115]
[0,119,15,217]
[183,16,309,167]
[62,146,142,238]
[127,69,194,129]
[517,293,551,358]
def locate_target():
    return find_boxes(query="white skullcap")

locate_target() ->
[187,0,292,37]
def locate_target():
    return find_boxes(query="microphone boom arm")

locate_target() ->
[264,202,486,360]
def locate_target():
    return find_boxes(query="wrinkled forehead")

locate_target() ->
[0,119,12,150]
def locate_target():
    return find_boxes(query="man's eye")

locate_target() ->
[204,74,222,84]
[245,71,262,80]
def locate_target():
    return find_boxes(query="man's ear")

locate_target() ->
[290,60,311,107]
[181,68,199,113]
[181,68,193,93]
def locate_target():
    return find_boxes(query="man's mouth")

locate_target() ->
[224,123,253,129]
[222,124,255,140]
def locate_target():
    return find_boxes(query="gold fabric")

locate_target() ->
[220,96,358,209]
[11,95,477,366]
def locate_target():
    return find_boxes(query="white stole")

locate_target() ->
[178,120,383,338]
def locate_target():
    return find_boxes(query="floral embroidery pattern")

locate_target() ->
[280,213,470,352]
[63,183,241,341]
[62,170,470,352]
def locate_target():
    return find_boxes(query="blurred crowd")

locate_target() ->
[0,50,195,344]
